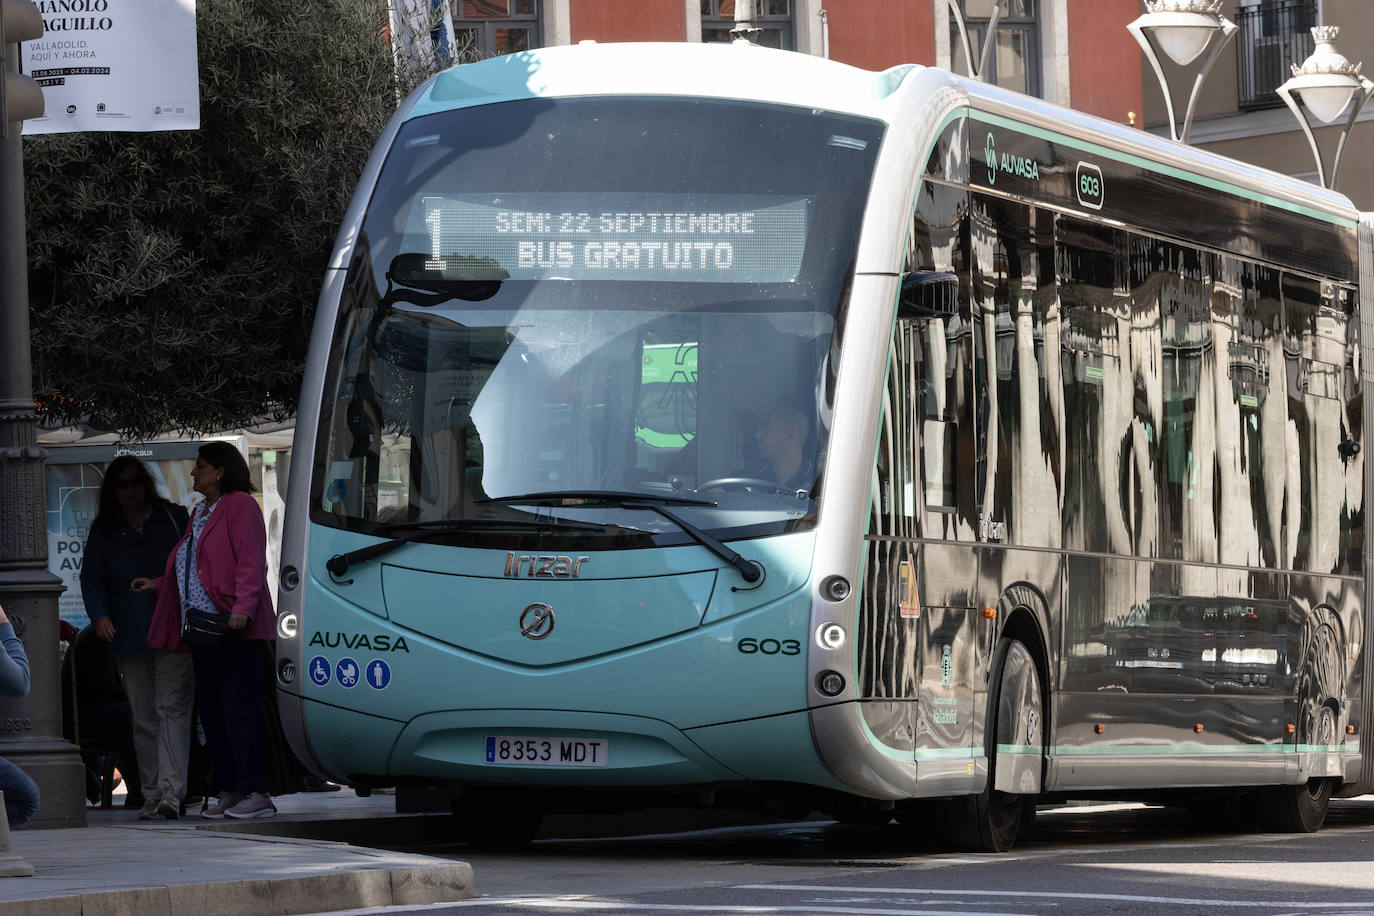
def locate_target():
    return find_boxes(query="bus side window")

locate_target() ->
[967,193,1060,547]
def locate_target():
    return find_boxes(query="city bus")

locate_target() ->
[274,40,1373,851]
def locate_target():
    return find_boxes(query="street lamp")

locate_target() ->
[730,0,763,45]
[1277,26,1374,190]
[1128,0,1237,143]
[947,0,1004,83]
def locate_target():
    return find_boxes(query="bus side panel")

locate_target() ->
[857,540,982,755]
[1052,555,1286,789]
[1353,213,1374,796]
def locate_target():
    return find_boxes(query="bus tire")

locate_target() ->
[942,637,1041,853]
[1258,777,1333,834]
[451,793,545,848]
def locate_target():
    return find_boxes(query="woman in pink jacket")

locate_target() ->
[133,441,277,819]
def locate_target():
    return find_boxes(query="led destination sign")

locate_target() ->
[418,194,810,283]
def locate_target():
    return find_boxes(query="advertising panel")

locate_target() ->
[22,0,199,134]
[44,442,202,630]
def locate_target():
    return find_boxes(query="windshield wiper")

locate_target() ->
[477,491,762,583]
[325,516,603,578]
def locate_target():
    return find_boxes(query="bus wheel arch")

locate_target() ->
[996,584,1054,770]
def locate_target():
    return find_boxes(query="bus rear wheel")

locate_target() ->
[1258,777,1333,833]
[451,792,545,848]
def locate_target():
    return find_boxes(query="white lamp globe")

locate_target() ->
[1135,1,1229,66]
[1285,27,1364,124]
[1150,12,1221,66]
[1298,83,1356,124]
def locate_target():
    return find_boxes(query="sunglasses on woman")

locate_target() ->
[113,477,146,490]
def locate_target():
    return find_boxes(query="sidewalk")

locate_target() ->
[0,790,473,916]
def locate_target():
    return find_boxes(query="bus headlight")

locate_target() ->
[280,565,301,591]
[821,575,851,602]
[816,670,846,697]
[278,612,299,640]
[817,623,846,650]
[277,658,297,686]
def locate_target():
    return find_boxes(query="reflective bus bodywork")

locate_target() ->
[277,42,1373,849]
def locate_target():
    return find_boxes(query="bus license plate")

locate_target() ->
[484,735,608,767]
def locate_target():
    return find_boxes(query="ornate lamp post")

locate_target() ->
[1277,27,1374,190]
[730,0,762,44]
[0,5,86,828]
[948,0,1005,83]
[1128,0,1237,143]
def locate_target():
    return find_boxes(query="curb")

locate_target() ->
[0,862,475,916]
[195,813,457,848]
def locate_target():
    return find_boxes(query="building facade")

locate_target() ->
[447,1,1143,123]
[1138,0,1374,208]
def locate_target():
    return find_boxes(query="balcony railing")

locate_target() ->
[1236,1,1316,110]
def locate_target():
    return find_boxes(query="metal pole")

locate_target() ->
[730,0,762,45]
[0,42,87,830]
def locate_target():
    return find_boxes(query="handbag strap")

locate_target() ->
[182,518,196,606]
[163,502,185,538]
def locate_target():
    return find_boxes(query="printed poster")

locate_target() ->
[44,444,202,631]
[21,0,199,134]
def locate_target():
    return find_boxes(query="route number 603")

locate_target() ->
[737,637,801,656]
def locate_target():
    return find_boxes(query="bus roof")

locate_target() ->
[399,41,1357,230]
[405,41,914,120]
[945,70,1359,227]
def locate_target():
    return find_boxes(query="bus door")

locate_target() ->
[865,178,981,789]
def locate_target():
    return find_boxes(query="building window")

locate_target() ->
[1236,0,1316,110]
[701,0,794,51]
[453,0,541,58]
[950,0,1041,98]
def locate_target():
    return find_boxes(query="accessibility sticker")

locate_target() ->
[336,657,360,689]
[308,656,331,687]
[365,658,391,690]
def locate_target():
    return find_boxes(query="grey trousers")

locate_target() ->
[116,650,195,800]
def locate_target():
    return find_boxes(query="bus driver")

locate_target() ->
[755,406,813,492]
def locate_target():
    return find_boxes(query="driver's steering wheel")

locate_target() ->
[696,477,790,496]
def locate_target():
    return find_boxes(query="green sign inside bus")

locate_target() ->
[635,343,697,451]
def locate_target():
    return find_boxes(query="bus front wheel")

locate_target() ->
[451,792,545,848]
[942,637,1042,853]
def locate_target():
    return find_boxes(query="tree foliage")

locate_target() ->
[26,0,440,439]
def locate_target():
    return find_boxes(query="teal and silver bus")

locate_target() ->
[276,41,1373,850]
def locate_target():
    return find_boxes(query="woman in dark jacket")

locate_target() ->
[80,456,192,819]
[136,442,278,819]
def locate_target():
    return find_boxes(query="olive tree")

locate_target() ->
[25,0,459,439]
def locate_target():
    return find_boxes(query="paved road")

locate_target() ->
[319,798,1374,915]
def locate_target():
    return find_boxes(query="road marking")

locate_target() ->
[450,900,1036,915]
[737,885,1374,908]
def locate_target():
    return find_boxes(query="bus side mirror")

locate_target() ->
[897,271,958,320]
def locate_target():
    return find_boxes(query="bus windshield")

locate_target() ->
[313,96,884,548]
